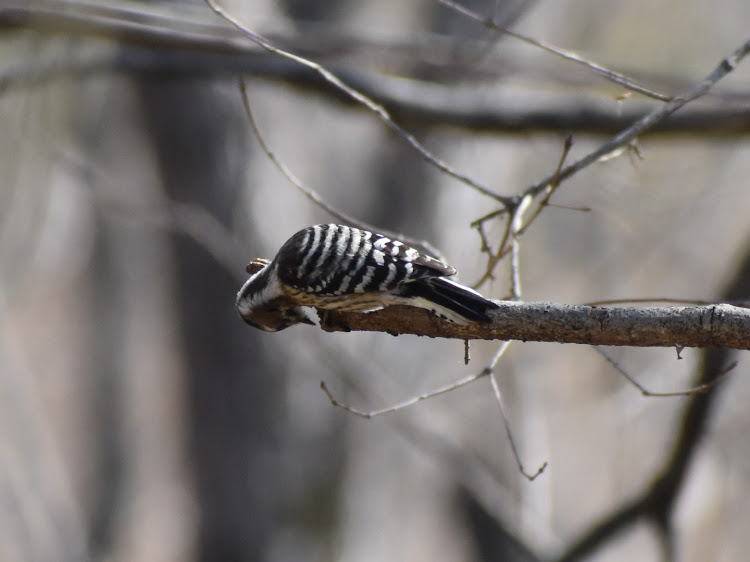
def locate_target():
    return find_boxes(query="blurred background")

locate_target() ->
[2,1,750,561]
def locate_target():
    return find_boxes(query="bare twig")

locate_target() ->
[470,39,750,288]
[315,337,532,535]
[472,210,512,289]
[320,365,493,419]
[555,245,749,561]
[594,347,736,397]
[238,80,446,259]
[472,136,575,288]
[514,135,574,238]
[321,338,545,480]
[489,374,547,481]
[485,343,547,480]
[437,0,671,101]
[239,81,361,227]
[58,146,247,279]
[206,0,511,205]
[520,36,750,201]
[509,194,533,299]
[473,38,750,272]
[9,2,750,137]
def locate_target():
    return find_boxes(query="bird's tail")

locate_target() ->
[397,277,499,324]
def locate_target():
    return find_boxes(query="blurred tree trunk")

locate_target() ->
[136,77,284,560]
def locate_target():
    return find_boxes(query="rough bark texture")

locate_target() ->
[320,302,750,349]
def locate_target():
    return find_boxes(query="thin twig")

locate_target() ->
[57,145,248,280]
[437,0,671,101]
[476,220,492,253]
[319,339,512,420]
[315,337,531,532]
[238,80,447,259]
[239,82,364,225]
[470,39,750,287]
[545,203,592,213]
[515,135,574,238]
[206,0,511,205]
[472,207,513,289]
[320,368,492,419]
[486,342,547,480]
[321,338,546,479]
[509,194,533,299]
[470,207,507,229]
[594,347,736,397]
[520,36,750,201]
[472,135,575,288]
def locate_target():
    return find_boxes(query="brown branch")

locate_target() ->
[6,3,750,137]
[319,302,750,350]
[6,50,750,136]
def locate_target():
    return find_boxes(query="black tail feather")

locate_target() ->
[399,278,498,323]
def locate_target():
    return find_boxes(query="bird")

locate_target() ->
[236,224,499,332]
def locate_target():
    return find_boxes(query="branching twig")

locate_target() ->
[514,135,575,238]
[315,337,533,536]
[472,210,512,289]
[206,0,512,205]
[486,343,548,480]
[320,367,493,418]
[519,36,750,201]
[470,39,750,287]
[319,344,508,419]
[472,136,575,288]
[554,237,750,561]
[594,346,735,397]
[321,338,546,479]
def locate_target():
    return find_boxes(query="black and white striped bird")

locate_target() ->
[236,224,499,332]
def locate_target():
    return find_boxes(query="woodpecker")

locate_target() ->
[236,224,499,332]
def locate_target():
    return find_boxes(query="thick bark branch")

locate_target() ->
[319,302,750,349]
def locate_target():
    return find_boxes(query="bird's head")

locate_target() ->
[236,258,314,332]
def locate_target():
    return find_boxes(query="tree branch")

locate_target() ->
[319,302,750,349]
[7,1,750,137]
[517,36,750,201]
[554,234,750,562]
